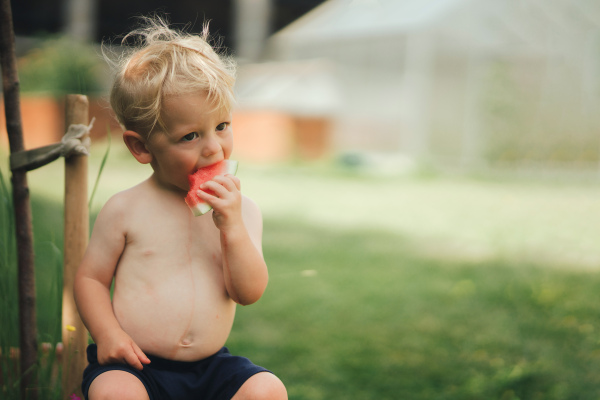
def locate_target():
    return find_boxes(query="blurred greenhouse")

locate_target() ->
[235,0,600,174]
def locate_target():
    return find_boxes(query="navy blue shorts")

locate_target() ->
[82,344,270,400]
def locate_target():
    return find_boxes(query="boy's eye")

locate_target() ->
[216,122,228,131]
[181,132,198,142]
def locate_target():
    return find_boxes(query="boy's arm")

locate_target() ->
[197,175,268,305]
[74,196,150,369]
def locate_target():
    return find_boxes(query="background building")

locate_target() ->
[236,0,600,172]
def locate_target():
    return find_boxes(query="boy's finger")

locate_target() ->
[196,189,218,203]
[198,182,229,199]
[134,345,151,364]
[124,348,144,370]
[218,174,241,191]
[225,174,241,190]
[199,180,222,193]
[203,175,239,192]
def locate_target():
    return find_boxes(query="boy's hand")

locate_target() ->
[96,330,151,370]
[196,174,243,231]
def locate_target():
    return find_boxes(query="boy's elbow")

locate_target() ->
[234,291,263,306]
[230,271,268,306]
[232,283,267,306]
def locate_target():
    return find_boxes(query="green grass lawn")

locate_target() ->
[3,143,600,399]
[234,219,600,399]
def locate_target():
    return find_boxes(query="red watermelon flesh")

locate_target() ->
[185,160,239,216]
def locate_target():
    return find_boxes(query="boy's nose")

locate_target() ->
[201,136,222,158]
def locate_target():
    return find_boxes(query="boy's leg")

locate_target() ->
[232,372,287,400]
[87,370,150,400]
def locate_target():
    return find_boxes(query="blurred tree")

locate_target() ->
[233,0,273,62]
[64,0,97,42]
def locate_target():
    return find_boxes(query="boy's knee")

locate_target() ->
[234,372,288,400]
[87,370,149,400]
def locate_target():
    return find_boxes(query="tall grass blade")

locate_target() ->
[88,126,111,210]
[0,166,19,399]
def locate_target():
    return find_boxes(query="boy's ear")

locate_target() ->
[123,130,153,164]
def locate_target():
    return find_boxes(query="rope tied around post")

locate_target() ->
[9,117,95,172]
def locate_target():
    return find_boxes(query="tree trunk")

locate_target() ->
[0,0,38,399]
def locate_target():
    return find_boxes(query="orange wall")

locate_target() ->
[0,97,122,150]
[232,110,332,162]
[0,97,64,150]
[232,110,295,162]
[1,98,332,163]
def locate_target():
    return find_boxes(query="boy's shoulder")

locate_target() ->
[241,194,263,228]
[107,179,148,203]
[241,193,258,207]
[98,179,153,217]
[242,194,261,214]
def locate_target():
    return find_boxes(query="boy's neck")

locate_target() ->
[149,173,188,197]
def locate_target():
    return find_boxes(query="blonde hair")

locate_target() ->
[107,16,236,137]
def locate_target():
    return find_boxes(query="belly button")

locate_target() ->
[180,339,193,347]
[142,249,154,257]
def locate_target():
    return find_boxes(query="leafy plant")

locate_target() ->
[18,36,104,97]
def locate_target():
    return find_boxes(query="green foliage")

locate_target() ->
[18,36,104,97]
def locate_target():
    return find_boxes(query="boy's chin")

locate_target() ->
[154,176,188,193]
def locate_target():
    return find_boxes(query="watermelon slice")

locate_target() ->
[185,160,239,216]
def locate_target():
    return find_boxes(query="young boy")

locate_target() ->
[74,17,287,400]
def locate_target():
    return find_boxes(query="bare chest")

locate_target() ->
[118,204,223,284]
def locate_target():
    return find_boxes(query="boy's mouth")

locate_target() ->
[194,160,224,173]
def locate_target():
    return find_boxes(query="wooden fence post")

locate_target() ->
[61,94,90,399]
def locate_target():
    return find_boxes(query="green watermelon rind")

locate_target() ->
[186,160,239,217]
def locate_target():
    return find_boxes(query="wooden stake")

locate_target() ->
[61,94,90,399]
[0,0,38,399]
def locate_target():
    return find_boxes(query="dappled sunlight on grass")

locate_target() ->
[241,164,600,270]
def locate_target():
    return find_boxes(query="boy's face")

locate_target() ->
[145,92,233,193]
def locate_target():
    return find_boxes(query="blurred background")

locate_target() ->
[4,0,600,175]
[3,1,600,399]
